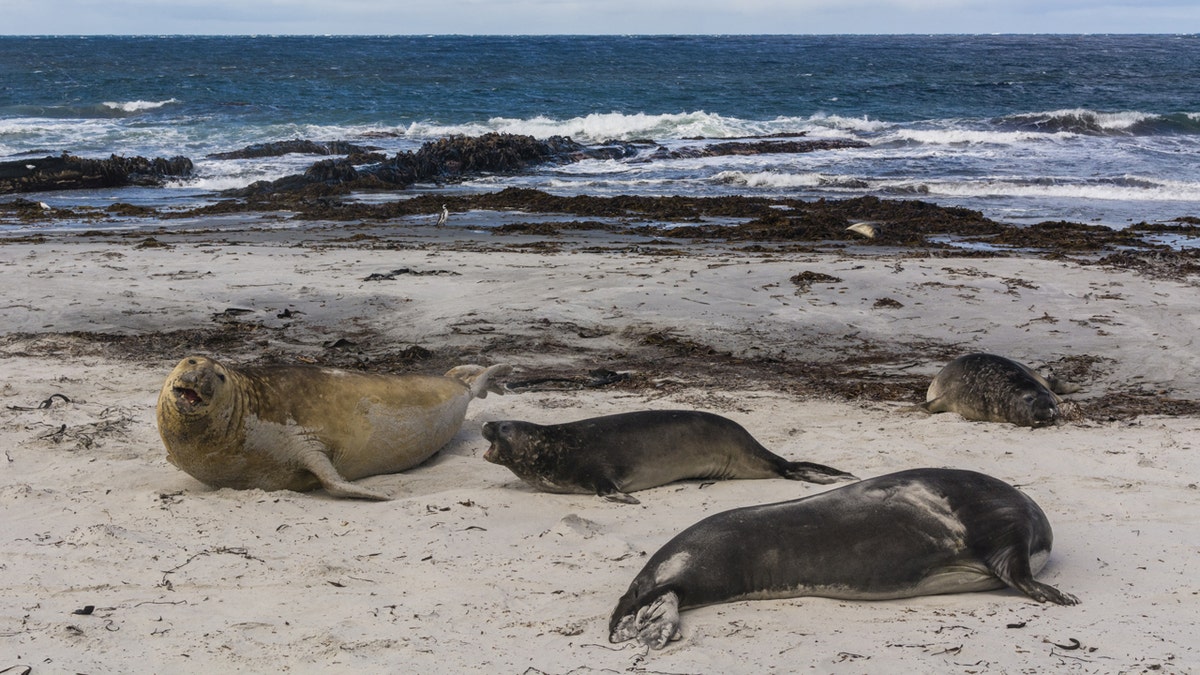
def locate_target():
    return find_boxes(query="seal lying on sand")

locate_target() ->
[481,410,855,504]
[916,352,1079,427]
[609,467,1078,649]
[157,355,510,500]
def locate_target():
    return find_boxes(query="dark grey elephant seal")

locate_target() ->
[481,410,855,504]
[916,352,1079,427]
[609,467,1078,649]
[157,355,510,500]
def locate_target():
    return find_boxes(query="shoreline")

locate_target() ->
[2,217,1198,672]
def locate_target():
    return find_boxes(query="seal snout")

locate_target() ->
[168,359,222,413]
[480,421,509,464]
[481,425,501,463]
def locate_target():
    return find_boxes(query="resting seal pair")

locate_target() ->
[482,410,855,503]
[609,467,1079,649]
[917,353,1080,427]
[157,355,510,500]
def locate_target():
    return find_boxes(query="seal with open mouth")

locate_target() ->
[157,355,510,500]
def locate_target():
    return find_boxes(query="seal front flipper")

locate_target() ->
[782,461,857,484]
[293,441,392,501]
[915,397,949,414]
[610,591,681,649]
[597,482,641,504]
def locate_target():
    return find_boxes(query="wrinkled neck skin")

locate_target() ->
[161,366,286,490]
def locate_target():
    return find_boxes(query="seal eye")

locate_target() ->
[216,373,226,383]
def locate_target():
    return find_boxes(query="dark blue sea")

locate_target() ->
[2,34,1199,228]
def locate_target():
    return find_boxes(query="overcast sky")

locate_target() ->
[2,0,1197,35]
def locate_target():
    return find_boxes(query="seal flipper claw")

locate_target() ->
[445,363,512,399]
[988,543,1078,605]
[1046,374,1082,395]
[634,592,681,649]
[599,489,640,505]
[918,397,947,414]
[610,591,680,648]
[783,461,857,484]
[1019,580,1079,605]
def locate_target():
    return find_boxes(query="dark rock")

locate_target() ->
[0,152,193,195]
[207,139,381,159]
[226,132,588,197]
[651,139,869,160]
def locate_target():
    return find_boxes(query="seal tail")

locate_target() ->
[445,363,513,399]
[782,461,858,484]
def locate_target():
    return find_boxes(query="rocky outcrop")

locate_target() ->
[227,132,591,197]
[207,139,382,160]
[0,153,193,194]
[650,138,870,160]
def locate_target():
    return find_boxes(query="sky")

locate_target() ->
[1,0,1197,35]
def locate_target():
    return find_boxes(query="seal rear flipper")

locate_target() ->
[987,544,1079,606]
[1046,374,1082,396]
[294,443,392,501]
[609,591,681,649]
[782,461,857,484]
[1015,578,1080,605]
[445,363,513,399]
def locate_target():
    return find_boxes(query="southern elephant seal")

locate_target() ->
[157,355,511,500]
[609,467,1078,649]
[916,352,1079,427]
[481,410,855,504]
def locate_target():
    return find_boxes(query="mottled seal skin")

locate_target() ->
[157,355,510,500]
[609,467,1078,649]
[481,410,855,504]
[918,353,1079,427]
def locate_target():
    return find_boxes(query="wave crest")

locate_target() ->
[101,98,181,114]
[1001,109,1200,136]
[400,111,864,144]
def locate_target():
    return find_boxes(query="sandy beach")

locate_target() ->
[2,219,1198,673]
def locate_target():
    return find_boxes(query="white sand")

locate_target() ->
[2,223,1197,673]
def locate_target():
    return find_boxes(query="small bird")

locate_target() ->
[435,204,449,227]
[846,221,880,239]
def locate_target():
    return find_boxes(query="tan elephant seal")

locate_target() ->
[157,355,511,500]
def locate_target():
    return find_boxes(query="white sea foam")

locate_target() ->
[889,176,1200,203]
[887,127,1070,146]
[712,170,830,189]
[101,98,181,113]
[401,111,858,145]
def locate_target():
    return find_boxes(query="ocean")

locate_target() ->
[2,34,1199,228]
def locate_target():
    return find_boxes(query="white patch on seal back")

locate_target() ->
[653,551,693,586]
[869,481,968,548]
